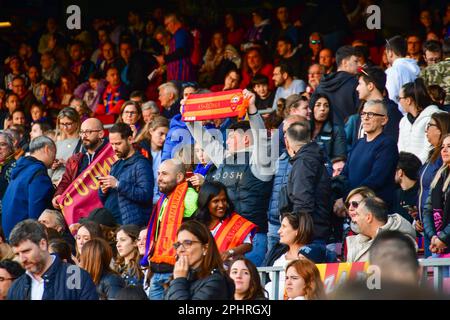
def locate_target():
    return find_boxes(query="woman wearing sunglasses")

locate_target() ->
[341,187,376,259]
[165,220,234,300]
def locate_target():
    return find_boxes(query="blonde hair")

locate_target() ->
[135,115,169,144]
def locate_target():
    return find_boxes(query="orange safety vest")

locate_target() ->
[214,212,257,252]
[148,181,188,265]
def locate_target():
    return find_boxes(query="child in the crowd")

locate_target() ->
[30,102,51,125]
[69,97,93,122]
[73,71,107,112]
[30,122,53,141]
[251,74,275,112]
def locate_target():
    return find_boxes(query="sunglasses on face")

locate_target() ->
[346,201,360,209]
[310,40,321,45]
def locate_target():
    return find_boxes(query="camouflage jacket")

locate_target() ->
[420,58,450,104]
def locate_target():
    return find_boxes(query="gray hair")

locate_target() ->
[3,129,20,145]
[40,209,66,232]
[141,101,160,115]
[158,82,179,101]
[0,131,15,153]
[29,135,56,154]
[363,99,388,115]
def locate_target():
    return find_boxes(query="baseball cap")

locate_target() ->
[358,66,386,93]
[79,208,117,228]
[298,244,327,263]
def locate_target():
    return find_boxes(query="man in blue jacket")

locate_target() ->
[99,123,153,226]
[7,219,98,300]
[2,136,56,240]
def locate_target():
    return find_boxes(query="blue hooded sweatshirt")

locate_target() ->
[2,156,54,239]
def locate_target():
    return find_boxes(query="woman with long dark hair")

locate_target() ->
[423,134,450,258]
[398,77,442,163]
[228,256,267,300]
[114,224,143,286]
[309,93,347,160]
[195,181,257,262]
[165,220,234,300]
[80,238,125,300]
[418,112,450,257]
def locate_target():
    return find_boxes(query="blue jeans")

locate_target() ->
[267,223,280,255]
[149,272,172,300]
[245,232,268,267]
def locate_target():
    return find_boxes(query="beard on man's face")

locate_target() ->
[82,137,100,150]
[158,179,178,195]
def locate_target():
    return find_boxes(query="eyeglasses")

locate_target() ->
[396,96,407,101]
[310,40,321,45]
[360,111,386,119]
[426,123,438,130]
[0,276,16,282]
[346,201,360,209]
[79,129,102,136]
[123,111,138,116]
[59,122,74,128]
[173,240,201,250]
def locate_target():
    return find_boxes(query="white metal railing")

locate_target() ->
[257,258,450,299]
[419,258,450,292]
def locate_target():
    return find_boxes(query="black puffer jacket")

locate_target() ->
[97,272,126,300]
[287,141,332,241]
[165,268,234,300]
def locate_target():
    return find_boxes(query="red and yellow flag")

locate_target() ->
[57,144,117,226]
[181,89,249,122]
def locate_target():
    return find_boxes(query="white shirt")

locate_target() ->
[265,253,292,300]
[385,57,420,114]
[27,255,56,300]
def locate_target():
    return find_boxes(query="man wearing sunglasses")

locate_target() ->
[0,259,24,300]
[346,197,416,262]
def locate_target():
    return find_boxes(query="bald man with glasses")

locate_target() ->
[52,118,108,209]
